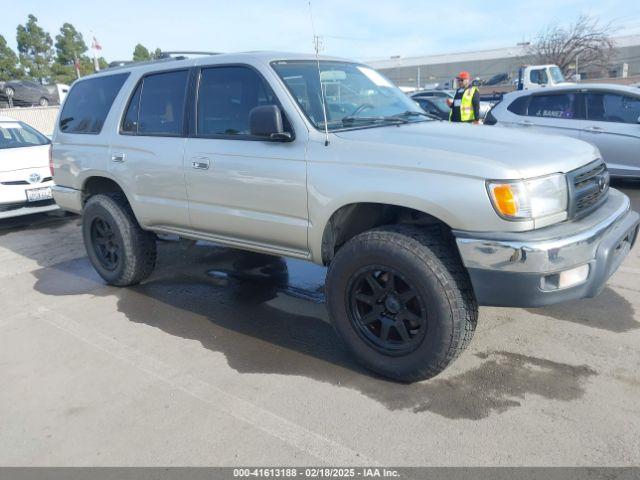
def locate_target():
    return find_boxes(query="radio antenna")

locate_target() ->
[308,0,330,146]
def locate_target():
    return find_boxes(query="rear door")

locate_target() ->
[183,64,308,254]
[108,69,191,228]
[514,91,587,141]
[580,91,640,177]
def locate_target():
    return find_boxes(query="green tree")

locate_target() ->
[132,44,151,62]
[153,48,163,59]
[16,14,54,83]
[0,34,23,81]
[51,23,93,84]
[55,22,88,65]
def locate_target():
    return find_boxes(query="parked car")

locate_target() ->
[51,52,639,382]
[0,116,57,219]
[483,72,509,86]
[412,90,493,120]
[486,84,640,178]
[412,95,450,120]
[411,89,454,99]
[1,80,57,106]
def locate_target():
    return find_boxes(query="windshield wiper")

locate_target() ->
[341,115,409,126]
[392,110,440,121]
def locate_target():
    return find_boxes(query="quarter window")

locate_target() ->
[507,96,528,115]
[196,66,284,137]
[121,83,142,133]
[122,70,189,136]
[527,93,580,120]
[59,73,129,134]
[585,92,640,124]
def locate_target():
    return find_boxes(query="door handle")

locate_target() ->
[191,156,210,170]
[583,126,604,133]
[518,120,534,126]
[111,152,125,163]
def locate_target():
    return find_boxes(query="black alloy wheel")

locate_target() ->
[348,265,427,356]
[90,216,121,271]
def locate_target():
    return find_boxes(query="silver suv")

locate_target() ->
[52,52,640,382]
[487,84,640,178]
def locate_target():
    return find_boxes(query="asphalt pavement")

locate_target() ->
[0,180,638,466]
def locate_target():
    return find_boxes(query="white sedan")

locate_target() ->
[0,116,58,219]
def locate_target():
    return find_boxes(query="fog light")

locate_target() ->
[541,264,590,291]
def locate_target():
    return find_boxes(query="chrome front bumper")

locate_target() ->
[453,189,639,307]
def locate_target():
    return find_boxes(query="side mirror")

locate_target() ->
[249,105,292,141]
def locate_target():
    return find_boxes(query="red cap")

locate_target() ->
[457,71,470,80]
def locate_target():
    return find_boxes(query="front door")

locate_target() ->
[581,91,640,177]
[183,65,308,255]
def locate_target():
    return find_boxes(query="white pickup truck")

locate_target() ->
[51,52,639,382]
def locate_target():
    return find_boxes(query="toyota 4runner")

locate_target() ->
[51,52,640,382]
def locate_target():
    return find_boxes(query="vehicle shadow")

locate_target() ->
[525,287,637,333]
[29,238,597,419]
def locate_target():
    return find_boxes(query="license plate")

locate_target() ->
[26,187,53,202]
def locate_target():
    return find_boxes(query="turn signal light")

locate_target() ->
[490,184,517,216]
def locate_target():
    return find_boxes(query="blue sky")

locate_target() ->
[2,0,640,62]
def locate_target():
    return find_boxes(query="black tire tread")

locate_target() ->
[83,193,156,286]
[327,223,478,382]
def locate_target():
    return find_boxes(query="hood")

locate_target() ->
[334,121,598,180]
[0,144,50,174]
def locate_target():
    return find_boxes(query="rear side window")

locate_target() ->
[507,96,528,115]
[59,73,129,134]
[122,70,189,136]
[527,93,581,120]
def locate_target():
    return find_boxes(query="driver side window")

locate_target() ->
[586,92,640,124]
[196,66,290,138]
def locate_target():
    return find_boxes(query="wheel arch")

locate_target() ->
[81,175,128,206]
[319,201,454,265]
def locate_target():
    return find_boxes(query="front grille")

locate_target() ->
[567,159,609,219]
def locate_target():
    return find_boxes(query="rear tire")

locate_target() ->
[326,224,478,382]
[39,97,49,107]
[82,193,156,286]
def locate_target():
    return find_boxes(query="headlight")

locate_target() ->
[487,173,568,220]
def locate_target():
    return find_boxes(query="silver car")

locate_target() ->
[487,84,640,178]
[51,52,639,382]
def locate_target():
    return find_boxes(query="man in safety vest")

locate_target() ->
[449,71,480,123]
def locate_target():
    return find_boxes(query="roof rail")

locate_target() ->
[158,50,220,57]
[105,56,182,71]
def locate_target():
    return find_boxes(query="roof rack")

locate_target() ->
[104,51,221,71]
[158,51,220,58]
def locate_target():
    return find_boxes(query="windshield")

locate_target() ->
[0,121,50,150]
[549,66,565,84]
[271,60,427,130]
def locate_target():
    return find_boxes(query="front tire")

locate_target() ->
[39,97,49,106]
[326,225,478,382]
[82,193,157,286]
